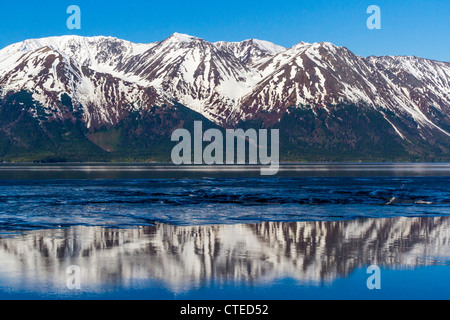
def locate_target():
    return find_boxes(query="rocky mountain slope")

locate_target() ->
[0,33,449,161]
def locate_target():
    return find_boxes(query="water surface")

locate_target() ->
[0,163,449,299]
[0,217,449,299]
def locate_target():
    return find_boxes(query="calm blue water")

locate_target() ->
[0,163,449,299]
[1,176,449,229]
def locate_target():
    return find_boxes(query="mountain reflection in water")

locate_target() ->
[0,217,449,295]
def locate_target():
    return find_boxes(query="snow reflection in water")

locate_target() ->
[0,216,449,294]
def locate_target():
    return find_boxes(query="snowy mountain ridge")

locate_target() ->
[0,33,449,160]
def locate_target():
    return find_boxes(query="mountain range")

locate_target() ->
[0,33,449,162]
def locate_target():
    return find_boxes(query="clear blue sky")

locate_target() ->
[1,0,449,61]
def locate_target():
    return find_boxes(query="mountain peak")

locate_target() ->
[214,39,286,55]
[242,39,286,55]
[314,41,341,51]
[167,33,203,43]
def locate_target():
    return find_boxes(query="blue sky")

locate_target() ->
[1,0,449,61]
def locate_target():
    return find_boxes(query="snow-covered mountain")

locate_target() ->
[0,33,449,160]
[0,36,172,128]
[214,38,286,65]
